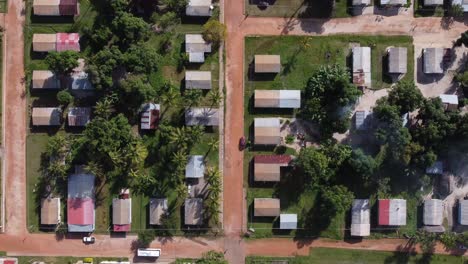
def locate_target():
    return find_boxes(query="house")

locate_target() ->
[185,71,212,89]
[355,110,371,131]
[70,71,93,90]
[424,0,443,6]
[380,0,407,5]
[185,198,203,225]
[56,33,80,52]
[67,166,95,232]
[439,94,458,111]
[33,0,79,16]
[254,55,281,73]
[149,198,168,225]
[253,155,292,182]
[423,48,444,74]
[254,198,280,217]
[426,161,443,175]
[185,34,212,63]
[424,199,443,226]
[0,258,18,264]
[32,71,60,89]
[352,47,371,87]
[68,107,91,127]
[185,107,219,126]
[186,0,212,16]
[112,197,132,232]
[254,118,281,145]
[33,33,57,52]
[41,197,61,226]
[32,107,62,126]
[452,0,468,11]
[186,155,205,178]
[280,214,297,230]
[388,47,407,74]
[140,103,160,130]
[459,200,468,225]
[351,199,371,237]
[378,199,406,226]
[352,0,371,5]
[254,90,301,109]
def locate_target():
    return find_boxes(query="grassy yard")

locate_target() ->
[14,256,128,264]
[414,0,445,17]
[244,0,351,18]
[0,0,7,13]
[246,248,465,264]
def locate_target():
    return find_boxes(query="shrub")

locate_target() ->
[83,258,93,264]
[285,134,295,144]
[57,90,73,105]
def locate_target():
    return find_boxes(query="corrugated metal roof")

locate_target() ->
[56,33,80,52]
[59,0,79,16]
[254,155,292,182]
[351,199,370,236]
[255,55,281,73]
[355,110,371,130]
[388,47,408,74]
[113,198,132,226]
[280,214,297,229]
[459,200,468,225]
[352,47,371,86]
[67,198,94,225]
[424,0,443,5]
[381,0,407,5]
[254,117,280,127]
[254,198,280,217]
[149,198,167,225]
[140,104,160,130]
[185,71,212,89]
[439,94,458,105]
[186,155,205,178]
[68,173,95,199]
[185,34,212,53]
[426,161,443,175]
[68,107,91,127]
[32,107,62,126]
[186,0,212,16]
[379,199,406,226]
[33,0,60,16]
[254,118,281,145]
[352,0,371,5]
[424,199,443,226]
[254,90,300,108]
[70,71,94,90]
[185,198,203,225]
[32,70,60,89]
[41,197,61,225]
[33,34,56,52]
[185,107,219,126]
[423,48,444,74]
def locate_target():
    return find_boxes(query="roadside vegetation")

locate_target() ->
[175,250,228,264]
[25,0,223,237]
[244,0,351,18]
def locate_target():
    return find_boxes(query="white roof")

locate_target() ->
[137,249,161,257]
[189,52,205,63]
[388,47,407,74]
[254,118,280,128]
[352,47,371,86]
[381,0,407,4]
[423,48,444,74]
[186,0,212,16]
[352,0,371,5]
[424,199,444,226]
[71,71,94,90]
[280,214,297,229]
[279,90,301,108]
[185,34,212,53]
[425,0,443,5]
[185,71,212,89]
[351,199,370,236]
[439,94,458,105]
[254,90,301,109]
[459,200,468,225]
[389,199,407,226]
[186,155,205,178]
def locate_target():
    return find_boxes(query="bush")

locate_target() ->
[202,20,226,47]
[434,6,444,17]
[285,134,295,144]
[83,258,93,264]
[138,230,155,247]
[57,90,73,105]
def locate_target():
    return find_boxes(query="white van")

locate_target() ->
[137,248,161,258]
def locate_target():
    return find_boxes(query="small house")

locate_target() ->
[32,107,62,126]
[186,155,205,179]
[355,110,371,131]
[352,0,371,5]
[378,199,406,226]
[459,200,468,225]
[426,161,443,175]
[254,55,281,73]
[67,166,95,232]
[254,198,280,217]
[439,94,458,111]
[280,214,297,230]
[424,0,443,6]
[380,0,407,5]
[112,197,132,232]
[149,198,168,225]
[56,33,80,52]
[33,0,79,16]
[185,107,219,126]
[388,47,408,74]
[185,198,203,225]
[67,107,91,127]
[186,0,212,16]
[254,90,301,109]
[254,118,281,145]
[253,155,292,182]
[185,34,212,63]
[32,70,60,89]
[140,103,160,130]
[423,48,444,74]
[352,47,371,87]
[351,199,370,237]
[0,258,18,264]
[423,199,443,226]
[70,71,93,90]
[33,33,57,52]
[40,197,61,226]
[185,71,212,90]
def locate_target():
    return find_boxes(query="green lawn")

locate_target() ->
[0,0,7,13]
[246,248,465,264]
[244,0,351,18]
[414,0,444,17]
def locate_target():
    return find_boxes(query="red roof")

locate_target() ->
[56,33,80,52]
[378,199,390,225]
[254,155,292,164]
[113,224,131,232]
[67,198,94,225]
[4,261,16,264]
[59,0,78,16]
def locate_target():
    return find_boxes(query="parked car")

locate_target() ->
[83,236,95,243]
[239,136,246,150]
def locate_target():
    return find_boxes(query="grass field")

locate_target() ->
[246,248,465,264]
[244,0,351,18]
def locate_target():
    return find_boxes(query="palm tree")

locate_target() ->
[169,127,189,148]
[85,161,105,182]
[172,149,188,173]
[130,141,148,167]
[183,90,202,107]
[188,125,204,146]
[161,84,180,107]
[207,137,219,155]
[94,98,113,119]
[207,89,223,110]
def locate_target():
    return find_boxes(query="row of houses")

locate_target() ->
[253,198,298,230]
[32,107,91,126]
[353,0,468,10]
[33,33,80,52]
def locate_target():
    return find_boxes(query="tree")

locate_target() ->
[202,20,226,46]
[414,230,437,253]
[207,89,223,109]
[196,250,228,264]
[387,81,424,115]
[57,90,73,106]
[439,232,458,250]
[111,13,150,44]
[137,230,155,247]
[434,6,444,17]
[123,45,161,74]
[449,4,464,18]
[320,185,354,216]
[118,75,157,111]
[184,90,203,107]
[207,137,219,153]
[161,82,181,107]
[294,147,331,187]
[162,0,188,13]
[345,149,377,183]
[157,11,180,31]
[455,30,468,47]
[205,167,222,226]
[45,51,79,74]
[86,46,124,90]
[94,95,116,119]
[456,71,468,88]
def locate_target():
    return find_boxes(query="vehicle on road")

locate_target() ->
[239,136,246,150]
[82,236,95,243]
[137,248,161,258]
